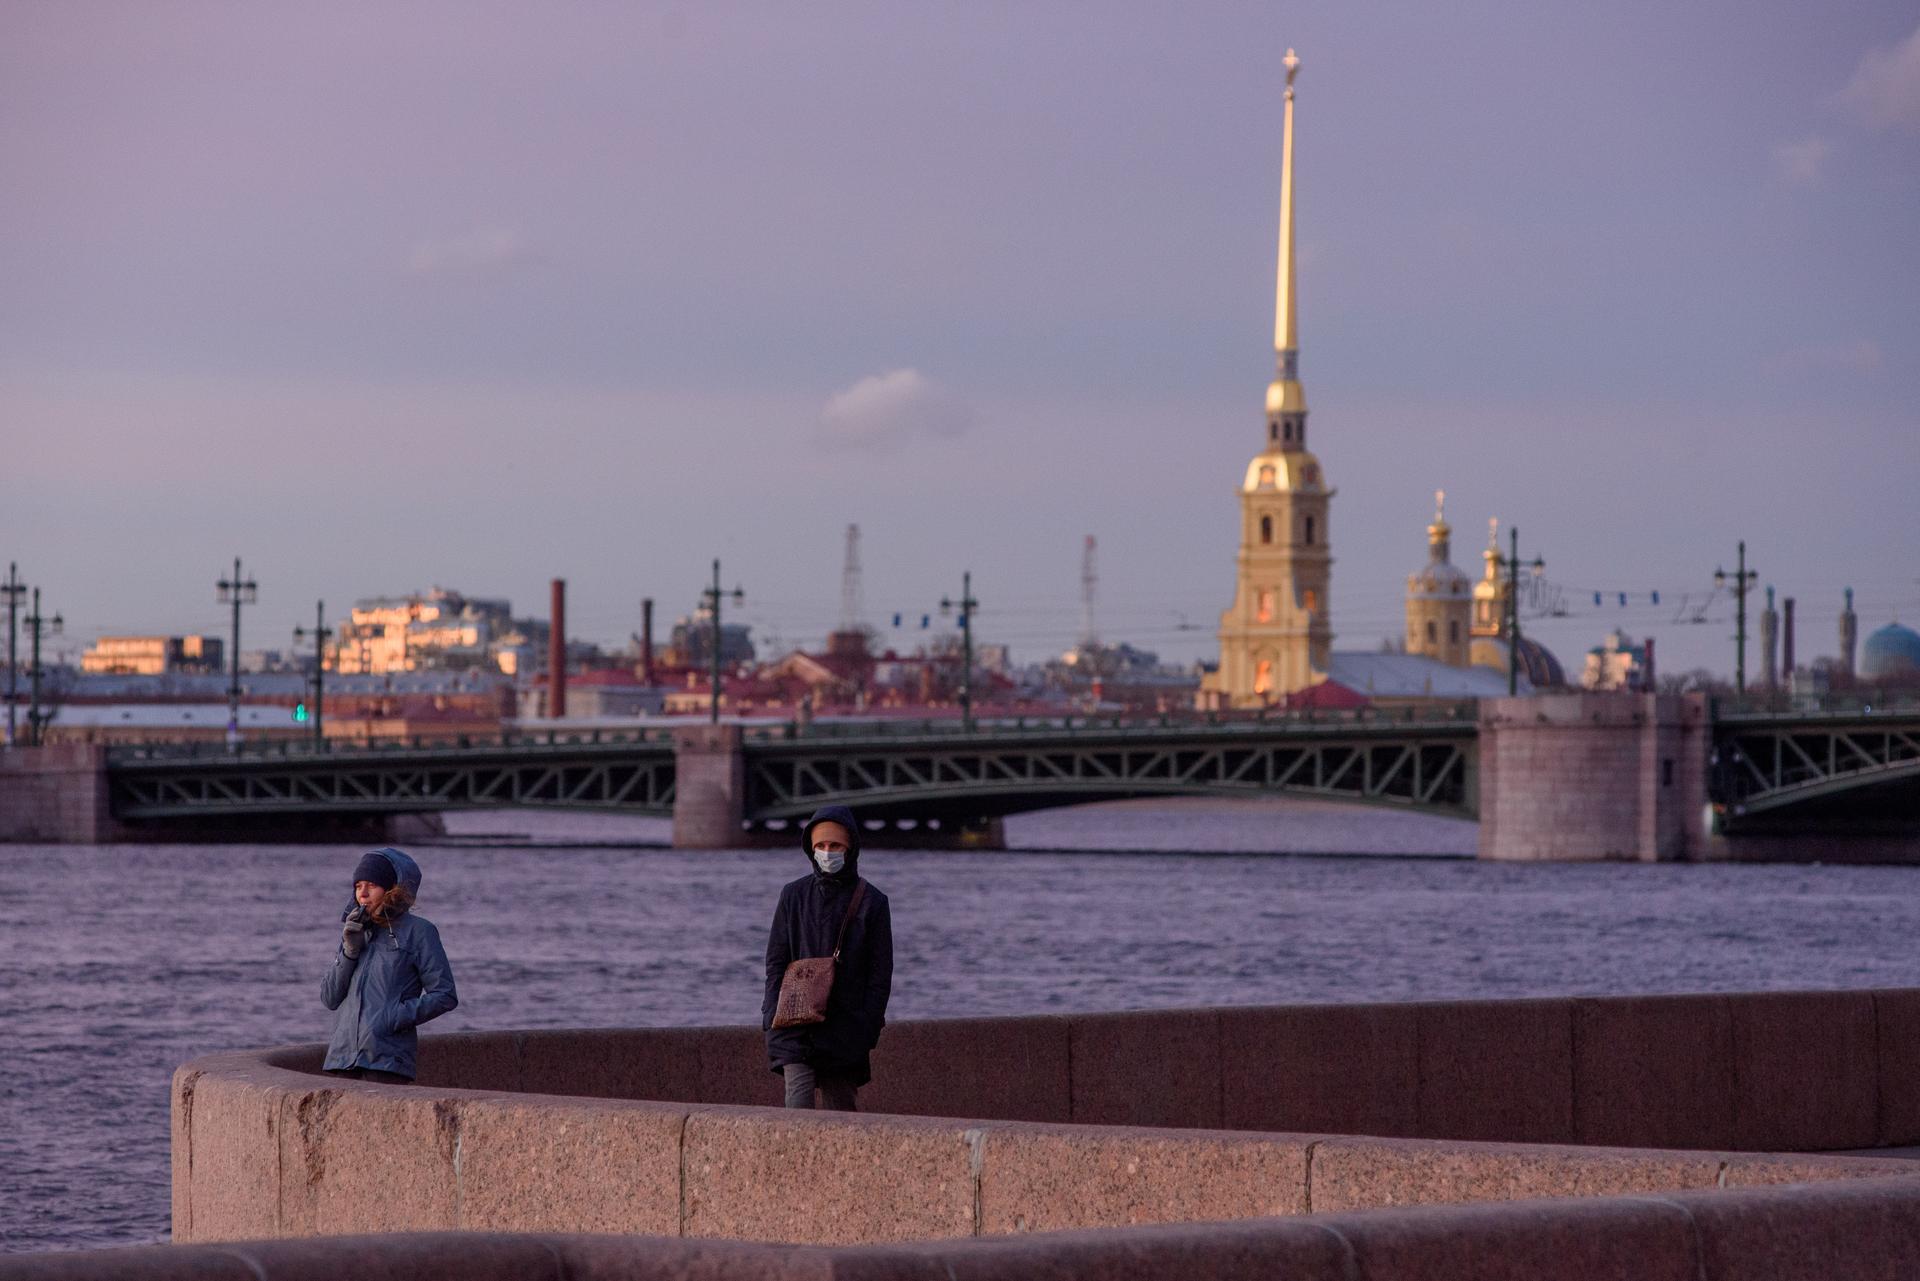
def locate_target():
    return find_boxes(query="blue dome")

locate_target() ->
[1860,622,1920,682]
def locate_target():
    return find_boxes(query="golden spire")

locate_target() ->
[1275,48,1300,363]
[1427,489,1452,559]
[1264,48,1308,444]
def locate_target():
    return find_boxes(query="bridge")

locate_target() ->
[5,694,1917,858]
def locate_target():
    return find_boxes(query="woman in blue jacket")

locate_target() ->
[321,847,458,1083]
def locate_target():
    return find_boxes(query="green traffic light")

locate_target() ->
[293,702,308,723]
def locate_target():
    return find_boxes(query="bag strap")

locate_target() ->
[831,880,867,961]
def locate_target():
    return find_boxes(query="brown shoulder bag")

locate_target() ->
[771,880,867,1029]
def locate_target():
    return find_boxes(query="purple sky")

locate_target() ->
[5,1,1917,678]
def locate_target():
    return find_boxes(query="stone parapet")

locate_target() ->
[22,1177,1920,1280]
[166,989,1920,1250]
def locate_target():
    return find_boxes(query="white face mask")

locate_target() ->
[812,846,846,874]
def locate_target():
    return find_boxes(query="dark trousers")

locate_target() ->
[783,1062,858,1111]
[325,1067,412,1085]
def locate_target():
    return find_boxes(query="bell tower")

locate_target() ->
[1210,48,1334,706]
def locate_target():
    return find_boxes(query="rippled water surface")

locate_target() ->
[5,797,1919,1252]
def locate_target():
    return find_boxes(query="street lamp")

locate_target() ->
[939,571,979,731]
[1493,528,1545,696]
[216,558,258,749]
[700,559,744,724]
[2,563,25,747]
[23,587,63,746]
[1713,541,1759,695]
[293,600,333,749]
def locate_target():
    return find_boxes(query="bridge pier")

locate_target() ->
[1478,693,1711,861]
[672,724,746,849]
[0,744,133,844]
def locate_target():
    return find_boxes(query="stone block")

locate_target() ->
[1414,998,1574,1143]
[1719,1152,1920,1187]
[682,1107,977,1244]
[554,1236,852,1281]
[978,1122,1309,1234]
[1323,1192,1698,1281]
[455,1097,687,1234]
[412,1031,521,1093]
[1671,1177,1920,1280]
[1308,1135,1722,1213]
[1220,1002,1418,1137]
[1068,1009,1221,1129]
[696,1025,783,1108]
[865,1016,1071,1122]
[0,1244,262,1279]
[1728,990,1878,1151]
[1572,993,1736,1149]
[518,1028,705,1103]
[881,1217,1355,1281]
[1873,988,1920,1145]
[228,1232,565,1280]
[277,1086,460,1236]
[181,1063,287,1242]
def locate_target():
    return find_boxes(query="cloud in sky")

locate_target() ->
[1841,21,1920,131]
[1771,135,1829,185]
[407,228,536,277]
[817,369,976,448]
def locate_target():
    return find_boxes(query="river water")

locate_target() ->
[4,797,1918,1253]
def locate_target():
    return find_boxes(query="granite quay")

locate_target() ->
[102,987,1920,1278]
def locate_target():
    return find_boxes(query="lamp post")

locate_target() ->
[701,559,744,724]
[1714,541,1759,695]
[216,558,258,748]
[293,600,333,748]
[2,563,25,747]
[1494,528,1545,696]
[23,588,63,746]
[940,571,979,731]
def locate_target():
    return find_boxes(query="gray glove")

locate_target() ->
[341,907,369,959]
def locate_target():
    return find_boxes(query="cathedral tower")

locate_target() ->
[1210,49,1334,706]
[1406,491,1472,667]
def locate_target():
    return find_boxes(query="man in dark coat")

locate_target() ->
[762,804,893,1110]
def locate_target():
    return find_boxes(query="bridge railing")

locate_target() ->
[1711,691,1920,722]
[106,725,678,766]
[742,702,1482,743]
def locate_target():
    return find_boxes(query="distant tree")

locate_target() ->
[1657,668,1734,696]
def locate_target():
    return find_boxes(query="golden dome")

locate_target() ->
[1242,449,1326,494]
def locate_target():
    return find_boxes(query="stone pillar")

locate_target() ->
[0,743,125,843]
[672,723,744,849]
[1477,693,1708,861]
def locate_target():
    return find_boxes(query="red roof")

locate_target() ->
[1282,680,1372,710]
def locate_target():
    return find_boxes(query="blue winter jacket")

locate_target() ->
[320,848,457,1080]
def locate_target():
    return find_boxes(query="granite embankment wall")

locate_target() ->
[165,990,1920,1251]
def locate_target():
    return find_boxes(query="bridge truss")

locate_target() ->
[110,739,677,820]
[743,722,1478,822]
[1714,712,1920,816]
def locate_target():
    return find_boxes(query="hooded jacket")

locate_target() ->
[762,805,893,1084]
[321,847,458,1080]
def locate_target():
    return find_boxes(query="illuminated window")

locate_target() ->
[1257,464,1276,489]
[1259,515,1273,544]
[1257,589,1275,623]
[1303,589,1318,613]
[1254,659,1273,695]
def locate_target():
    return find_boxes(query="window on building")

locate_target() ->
[1254,659,1273,695]
[1257,464,1276,489]
[1259,515,1273,545]
[1269,422,1278,443]
[1304,515,1316,545]
[1662,758,1675,787]
[1257,589,1274,623]
[1449,620,1460,643]
[1426,621,1437,644]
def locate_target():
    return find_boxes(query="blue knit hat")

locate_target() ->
[351,849,399,890]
